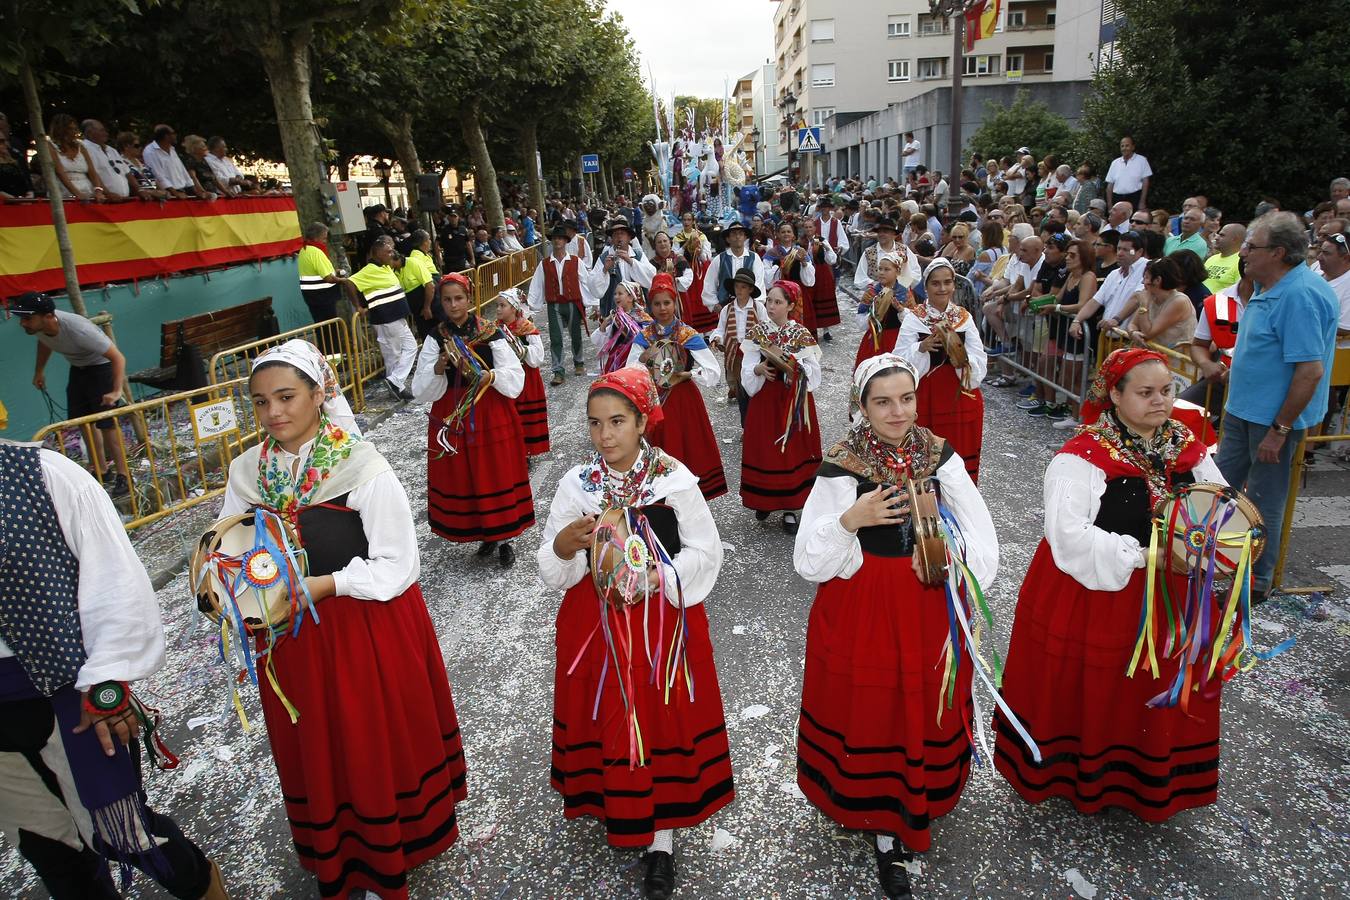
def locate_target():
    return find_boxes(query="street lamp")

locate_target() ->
[372,158,393,208]
[780,90,798,186]
[750,125,761,176]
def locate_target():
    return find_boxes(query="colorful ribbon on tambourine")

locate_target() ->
[775,359,815,452]
[1127,491,1293,714]
[566,508,693,771]
[430,335,494,457]
[192,507,316,730]
[934,502,1042,766]
[600,306,643,374]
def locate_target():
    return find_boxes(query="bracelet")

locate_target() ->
[84,681,131,717]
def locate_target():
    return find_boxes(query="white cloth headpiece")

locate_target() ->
[922,256,956,285]
[617,281,645,305]
[496,287,530,315]
[851,352,920,426]
[876,249,903,268]
[251,339,361,437]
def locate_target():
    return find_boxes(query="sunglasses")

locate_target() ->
[1130,218,1150,225]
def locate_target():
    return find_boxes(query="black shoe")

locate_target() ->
[873,844,912,898]
[574,362,586,376]
[399,387,415,401]
[385,377,405,399]
[476,541,499,557]
[754,510,771,522]
[782,512,799,535]
[498,542,516,568]
[642,850,676,900]
[821,330,833,342]
[108,474,130,497]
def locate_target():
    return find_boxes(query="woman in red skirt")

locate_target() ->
[538,366,735,900]
[220,339,466,900]
[897,258,987,483]
[495,287,550,457]
[626,273,727,500]
[765,220,818,333]
[674,213,717,333]
[412,273,535,567]
[854,250,914,369]
[806,228,841,341]
[994,349,1233,822]
[739,280,821,533]
[793,353,997,899]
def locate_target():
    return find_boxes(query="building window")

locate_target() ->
[918,57,947,80]
[1047,11,1057,25]
[811,63,835,87]
[810,18,835,42]
[918,14,948,36]
[1008,10,1025,28]
[1044,52,1054,72]
[962,54,1000,76]
[812,108,835,126]
[887,15,910,37]
[887,60,911,82]
[1006,52,1024,73]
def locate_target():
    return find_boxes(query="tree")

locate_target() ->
[965,89,1076,169]
[1079,0,1350,216]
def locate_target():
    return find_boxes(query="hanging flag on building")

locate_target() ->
[964,0,1002,53]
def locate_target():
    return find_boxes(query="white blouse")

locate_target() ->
[793,449,998,588]
[521,332,545,370]
[536,460,724,608]
[766,242,816,287]
[897,309,988,389]
[411,333,525,403]
[624,337,722,389]
[219,443,419,603]
[710,298,769,345]
[700,250,768,312]
[739,332,823,397]
[1043,450,1226,592]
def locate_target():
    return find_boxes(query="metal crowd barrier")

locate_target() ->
[207,316,361,412]
[32,377,254,530]
[972,299,1094,410]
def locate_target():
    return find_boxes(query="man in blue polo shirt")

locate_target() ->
[1217,211,1338,600]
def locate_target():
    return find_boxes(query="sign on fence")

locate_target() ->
[190,399,239,442]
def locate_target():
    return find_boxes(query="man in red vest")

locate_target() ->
[528,225,597,384]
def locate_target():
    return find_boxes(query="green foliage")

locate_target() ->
[1080,0,1350,216]
[966,89,1076,167]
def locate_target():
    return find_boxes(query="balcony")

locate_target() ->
[1006,20,1054,32]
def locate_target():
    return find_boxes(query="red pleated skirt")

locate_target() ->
[258,585,467,899]
[812,263,841,328]
[915,364,984,484]
[684,263,718,333]
[740,379,821,511]
[552,578,736,847]
[516,366,551,456]
[993,541,1221,821]
[648,380,727,500]
[797,553,973,852]
[427,385,535,543]
[854,326,900,369]
[798,286,819,333]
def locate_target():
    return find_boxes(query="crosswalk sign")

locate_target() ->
[797,127,823,153]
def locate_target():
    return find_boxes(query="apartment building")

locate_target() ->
[732,64,789,178]
[771,0,1099,151]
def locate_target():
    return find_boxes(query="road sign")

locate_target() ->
[796,127,823,154]
[581,154,601,173]
[623,167,635,181]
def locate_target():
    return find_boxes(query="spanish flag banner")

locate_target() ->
[964,0,1002,53]
[0,197,302,296]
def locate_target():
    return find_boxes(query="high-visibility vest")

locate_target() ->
[1203,291,1241,362]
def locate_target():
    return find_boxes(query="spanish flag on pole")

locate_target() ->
[964,0,1002,53]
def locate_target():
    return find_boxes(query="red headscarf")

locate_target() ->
[441,271,472,292]
[770,279,805,323]
[590,366,664,432]
[648,272,681,319]
[1080,348,1168,424]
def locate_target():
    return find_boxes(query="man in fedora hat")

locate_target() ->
[528,224,597,384]
[588,218,656,318]
[853,217,920,290]
[709,269,768,422]
[700,220,766,316]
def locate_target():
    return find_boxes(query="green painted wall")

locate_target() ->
[2,257,307,440]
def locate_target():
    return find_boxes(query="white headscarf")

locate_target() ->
[922,256,956,285]
[496,287,530,316]
[251,339,361,437]
[617,281,645,306]
[851,352,920,426]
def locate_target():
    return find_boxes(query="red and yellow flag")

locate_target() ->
[964,0,1002,53]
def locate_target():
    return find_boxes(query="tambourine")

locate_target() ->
[191,508,309,635]
[933,323,969,371]
[907,476,946,584]
[757,342,797,376]
[591,507,654,608]
[1156,482,1265,578]
[647,339,686,388]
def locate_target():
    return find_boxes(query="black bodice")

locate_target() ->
[295,493,370,576]
[1093,471,1197,545]
[818,444,954,558]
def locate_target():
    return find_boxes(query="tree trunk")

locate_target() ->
[20,57,86,315]
[521,118,546,234]
[338,154,351,182]
[256,27,351,275]
[459,101,503,228]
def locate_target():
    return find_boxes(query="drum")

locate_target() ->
[591,507,657,607]
[1157,482,1265,577]
[907,476,947,583]
[758,342,797,376]
[191,508,309,635]
[647,339,686,389]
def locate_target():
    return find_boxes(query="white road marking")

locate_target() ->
[1291,496,1350,528]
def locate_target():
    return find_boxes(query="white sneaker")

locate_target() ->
[1052,416,1080,430]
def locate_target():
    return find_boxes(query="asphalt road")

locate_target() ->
[2,300,1348,900]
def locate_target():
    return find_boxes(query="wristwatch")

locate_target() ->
[1271,422,1292,436]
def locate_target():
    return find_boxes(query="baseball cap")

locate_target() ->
[7,292,55,318]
